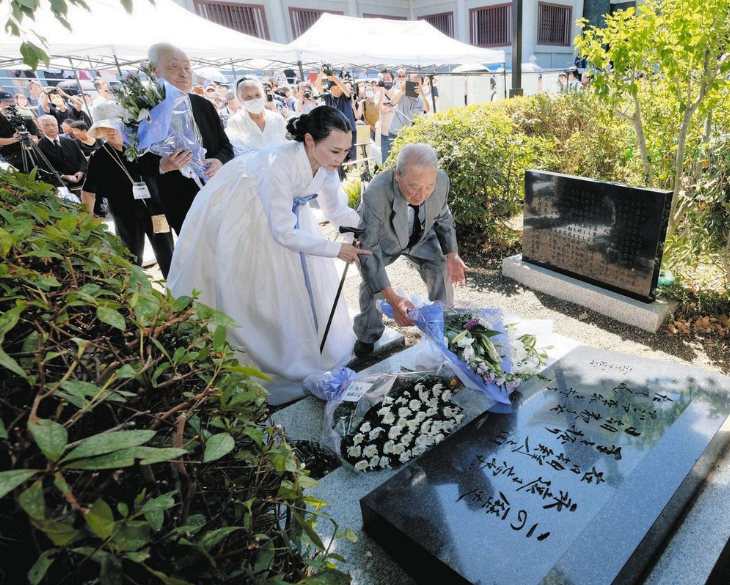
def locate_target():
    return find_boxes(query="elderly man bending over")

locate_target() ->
[354,143,468,356]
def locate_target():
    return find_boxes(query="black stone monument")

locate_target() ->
[361,347,730,585]
[522,171,672,302]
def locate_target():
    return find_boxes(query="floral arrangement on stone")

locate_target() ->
[340,375,463,472]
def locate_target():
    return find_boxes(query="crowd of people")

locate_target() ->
[0,43,462,404]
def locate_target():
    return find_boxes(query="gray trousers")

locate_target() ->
[353,250,453,344]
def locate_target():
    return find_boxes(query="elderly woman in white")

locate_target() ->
[226,77,287,157]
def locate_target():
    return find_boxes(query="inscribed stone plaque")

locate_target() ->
[360,347,730,585]
[522,171,672,302]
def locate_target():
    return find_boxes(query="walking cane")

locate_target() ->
[320,226,365,354]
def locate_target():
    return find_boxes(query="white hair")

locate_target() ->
[236,77,264,99]
[37,115,58,126]
[396,143,439,176]
[147,43,186,67]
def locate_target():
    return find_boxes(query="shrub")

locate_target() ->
[0,172,349,585]
[389,92,639,252]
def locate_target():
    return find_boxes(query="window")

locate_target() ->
[470,4,511,47]
[194,1,269,39]
[420,12,454,38]
[290,8,343,38]
[363,13,407,20]
[538,3,572,46]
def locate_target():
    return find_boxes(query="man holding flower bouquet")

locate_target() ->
[146,43,233,234]
[354,143,468,357]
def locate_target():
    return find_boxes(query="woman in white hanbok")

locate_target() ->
[167,107,368,403]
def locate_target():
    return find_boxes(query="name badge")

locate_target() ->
[151,214,171,234]
[132,181,151,200]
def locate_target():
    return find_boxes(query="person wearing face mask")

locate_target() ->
[377,69,398,164]
[167,107,372,404]
[358,84,380,141]
[226,78,287,157]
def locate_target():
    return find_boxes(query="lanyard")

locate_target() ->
[103,144,137,185]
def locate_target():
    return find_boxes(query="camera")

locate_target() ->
[303,90,312,99]
[266,93,274,102]
[3,104,29,133]
[377,80,385,87]
[322,63,333,77]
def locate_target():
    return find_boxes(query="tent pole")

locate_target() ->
[113,55,123,77]
[297,59,304,84]
[428,73,436,113]
[68,57,93,122]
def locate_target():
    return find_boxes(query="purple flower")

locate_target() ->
[463,319,480,330]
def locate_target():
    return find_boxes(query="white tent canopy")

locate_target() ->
[286,14,505,68]
[0,0,296,70]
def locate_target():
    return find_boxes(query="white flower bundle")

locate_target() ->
[342,377,464,472]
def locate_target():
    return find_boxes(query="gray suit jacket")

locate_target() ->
[358,168,458,295]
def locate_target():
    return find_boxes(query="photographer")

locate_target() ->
[39,86,92,127]
[294,82,318,115]
[376,69,397,163]
[315,66,357,159]
[0,91,40,172]
[386,73,428,140]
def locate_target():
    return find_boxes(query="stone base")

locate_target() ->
[502,255,677,333]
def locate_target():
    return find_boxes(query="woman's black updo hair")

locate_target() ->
[285,105,351,143]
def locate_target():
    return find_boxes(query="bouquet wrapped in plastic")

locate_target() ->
[304,368,464,472]
[381,299,549,413]
[111,69,208,182]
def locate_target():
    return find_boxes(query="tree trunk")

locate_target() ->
[631,90,654,188]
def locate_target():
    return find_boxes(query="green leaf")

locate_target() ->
[299,568,352,585]
[28,418,67,462]
[28,548,58,585]
[144,567,195,585]
[96,306,126,331]
[139,491,177,513]
[0,418,7,440]
[66,446,186,470]
[198,526,242,551]
[0,347,27,379]
[293,509,325,550]
[115,364,136,379]
[57,214,78,232]
[203,433,235,463]
[19,480,46,519]
[100,554,123,585]
[0,469,40,499]
[300,568,352,585]
[32,518,78,546]
[213,325,227,352]
[145,509,164,532]
[63,430,156,461]
[86,498,114,539]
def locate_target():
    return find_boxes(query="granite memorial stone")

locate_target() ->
[522,171,672,302]
[361,346,730,585]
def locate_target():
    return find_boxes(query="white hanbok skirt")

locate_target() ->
[167,164,355,402]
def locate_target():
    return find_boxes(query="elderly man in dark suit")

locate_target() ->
[37,115,87,197]
[147,43,234,234]
[354,143,468,357]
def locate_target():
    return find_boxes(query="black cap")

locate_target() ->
[0,91,13,101]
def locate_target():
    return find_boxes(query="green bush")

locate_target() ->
[389,92,639,251]
[0,172,349,585]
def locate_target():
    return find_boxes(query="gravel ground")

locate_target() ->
[341,255,730,376]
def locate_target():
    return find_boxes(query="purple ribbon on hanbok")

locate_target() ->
[292,194,319,332]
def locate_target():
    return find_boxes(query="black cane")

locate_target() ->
[320,226,365,354]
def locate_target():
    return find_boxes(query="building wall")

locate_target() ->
[174,0,582,67]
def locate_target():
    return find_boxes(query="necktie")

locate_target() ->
[408,204,422,248]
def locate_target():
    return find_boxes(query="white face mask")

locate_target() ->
[243,97,265,114]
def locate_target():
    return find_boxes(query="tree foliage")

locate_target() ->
[0,171,349,585]
[575,0,730,237]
